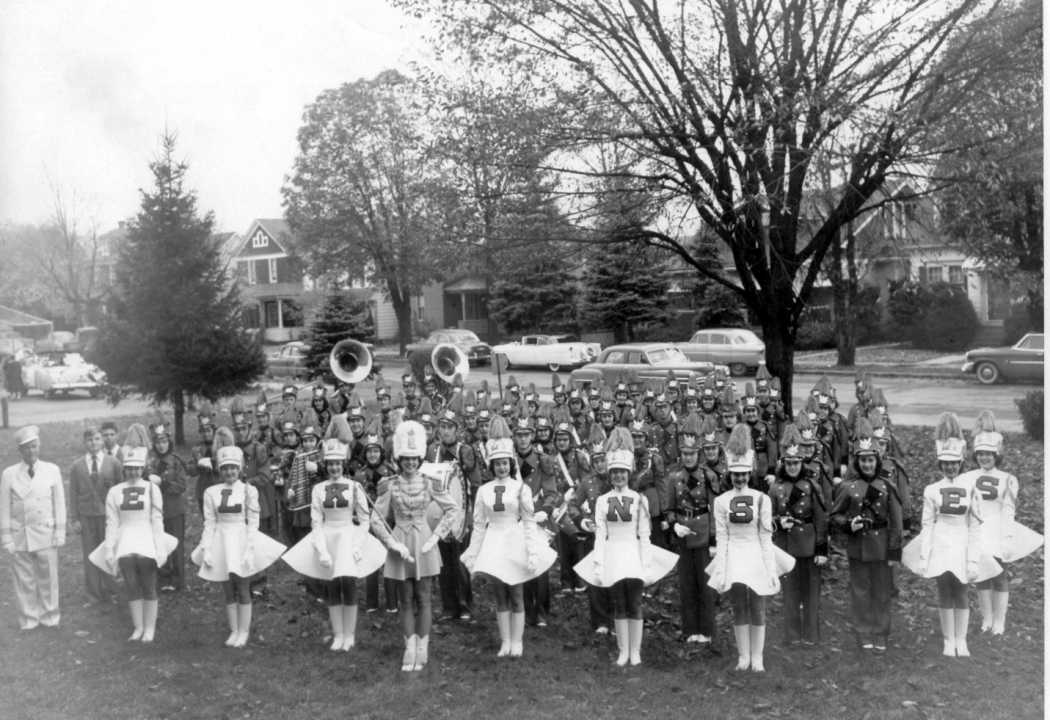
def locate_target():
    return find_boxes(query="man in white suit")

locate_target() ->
[1,425,67,629]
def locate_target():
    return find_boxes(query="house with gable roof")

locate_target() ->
[234,219,313,342]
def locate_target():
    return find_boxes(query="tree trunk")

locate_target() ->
[173,390,185,447]
[830,226,857,367]
[761,311,796,418]
[388,285,413,357]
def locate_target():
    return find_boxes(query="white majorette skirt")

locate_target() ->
[982,516,1044,564]
[88,521,179,577]
[461,517,557,586]
[281,521,388,580]
[190,520,287,582]
[705,537,795,596]
[901,526,1002,583]
[573,523,678,588]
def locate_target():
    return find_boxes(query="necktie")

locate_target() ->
[27,464,34,478]
[91,456,99,476]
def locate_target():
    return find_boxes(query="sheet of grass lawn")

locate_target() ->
[0,418,1042,720]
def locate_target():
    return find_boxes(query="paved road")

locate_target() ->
[2,365,1034,432]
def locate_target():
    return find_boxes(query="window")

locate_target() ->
[627,352,643,364]
[1017,335,1043,350]
[948,265,965,286]
[251,230,268,248]
[710,334,729,344]
[692,333,709,344]
[922,266,943,284]
[604,351,625,364]
[246,261,257,286]
[268,258,278,284]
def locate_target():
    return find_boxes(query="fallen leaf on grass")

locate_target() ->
[902,701,917,707]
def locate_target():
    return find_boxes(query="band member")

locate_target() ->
[282,439,387,651]
[89,430,178,643]
[961,412,1042,634]
[253,394,280,458]
[665,434,718,644]
[717,388,740,447]
[830,419,903,652]
[513,417,560,627]
[69,426,121,604]
[706,425,793,672]
[768,425,828,644]
[551,417,591,595]
[575,428,678,666]
[629,419,669,555]
[148,421,188,592]
[566,426,614,634]
[812,377,849,478]
[846,370,873,438]
[189,405,221,515]
[650,391,679,468]
[356,426,399,614]
[462,416,556,657]
[283,423,323,598]
[370,421,461,672]
[534,415,555,455]
[273,384,303,433]
[902,413,1001,657]
[191,444,287,648]
[755,367,786,440]
[742,387,778,486]
[308,386,331,435]
[1,425,66,629]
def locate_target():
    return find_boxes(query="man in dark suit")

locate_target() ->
[68,427,121,604]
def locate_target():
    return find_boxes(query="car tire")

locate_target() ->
[975,362,1000,385]
[729,362,748,377]
[547,362,561,372]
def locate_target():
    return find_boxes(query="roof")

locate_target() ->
[604,343,678,352]
[0,304,51,328]
[444,276,486,292]
[238,218,293,255]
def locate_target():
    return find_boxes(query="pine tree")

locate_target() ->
[303,293,375,380]
[488,243,578,336]
[580,242,669,342]
[94,133,265,444]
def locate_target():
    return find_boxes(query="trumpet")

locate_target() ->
[329,339,373,384]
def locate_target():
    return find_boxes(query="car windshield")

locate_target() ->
[1018,335,1044,350]
[445,331,480,343]
[648,348,688,364]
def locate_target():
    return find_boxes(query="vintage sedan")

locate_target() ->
[962,332,1044,384]
[677,328,765,376]
[267,341,311,379]
[405,329,492,366]
[491,334,601,371]
[569,343,728,387]
[24,351,107,398]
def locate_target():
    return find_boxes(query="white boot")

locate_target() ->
[414,635,429,670]
[613,619,630,666]
[224,604,238,646]
[141,600,159,643]
[328,605,344,651]
[401,635,417,672]
[127,600,144,642]
[628,618,644,666]
[954,608,970,657]
[749,624,766,672]
[939,609,956,657]
[509,612,525,657]
[341,605,357,650]
[991,591,1009,635]
[977,589,993,632]
[233,604,252,648]
[733,625,751,670]
[496,611,511,657]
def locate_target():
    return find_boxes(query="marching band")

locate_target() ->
[0,341,1043,676]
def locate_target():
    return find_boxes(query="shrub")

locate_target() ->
[888,281,978,351]
[1015,390,1043,441]
[854,285,885,344]
[796,320,836,350]
[1003,306,1038,345]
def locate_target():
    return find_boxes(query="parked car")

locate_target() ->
[491,334,601,371]
[676,328,765,376]
[569,343,729,387]
[961,332,1044,384]
[405,329,492,366]
[266,341,311,379]
[23,351,106,398]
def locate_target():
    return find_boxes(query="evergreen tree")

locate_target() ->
[95,133,265,445]
[303,293,375,381]
[488,243,578,336]
[580,242,669,342]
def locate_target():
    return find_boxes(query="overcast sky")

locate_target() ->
[0,0,425,235]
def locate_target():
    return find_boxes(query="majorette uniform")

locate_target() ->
[191,480,286,581]
[89,479,178,576]
[461,477,556,586]
[370,472,460,580]
[573,487,678,587]
[706,486,794,595]
[959,467,1042,563]
[281,477,387,580]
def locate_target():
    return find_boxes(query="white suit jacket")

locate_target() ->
[1,460,66,552]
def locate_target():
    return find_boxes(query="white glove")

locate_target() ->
[966,560,980,583]
[533,511,549,524]
[306,461,319,474]
[764,474,775,487]
[203,548,215,567]
[780,516,796,530]
[581,518,596,533]
[106,549,117,568]
[286,488,295,501]
[527,552,538,574]
[592,558,603,576]
[420,535,439,554]
[55,533,66,547]
[563,488,575,503]
[197,457,212,469]
[850,516,866,532]
[832,476,843,486]
[814,555,828,567]
[318,550,333,569]
[392,542,412,561]
[353,548,363,563]
[673,523,694,539]
[149,474,162,485]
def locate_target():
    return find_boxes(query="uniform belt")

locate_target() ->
[680,508,708,520]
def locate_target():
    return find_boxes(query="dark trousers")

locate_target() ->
[848,557,893,637]
[79,515,116,602]
[365,570,400,611]
[783,556,821,642]
[557,531,587,590]
[581,535,612,629]
[678,545,715,637]
[438,537,472,618]
[524,572,551,625]
[157,514,185,590]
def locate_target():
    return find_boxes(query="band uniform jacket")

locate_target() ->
[748,420,779,476]
[651,418,679,469]
[759,399,787,440]
[188,443,220,512]
[830,474,903,562]
[879,457,912,531]
[239,441,275,521]
[664,463,718,549]
[148,452,188,518]
[768,467,828,558]
[69,453,122,522]
[631,452,667,521]
[516,448,560,516]
[1,460,67,552]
